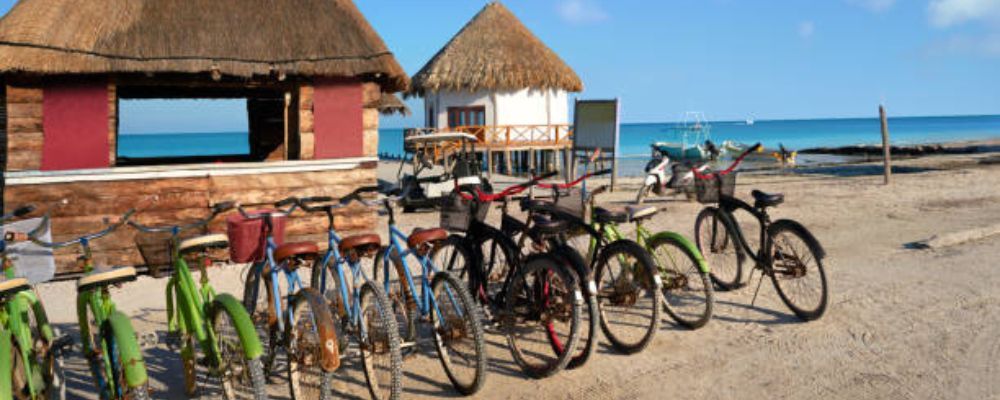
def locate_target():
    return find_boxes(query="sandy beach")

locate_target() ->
[33,147,1000,399]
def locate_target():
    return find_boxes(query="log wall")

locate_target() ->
[5,84,43,171]
[4,162,378,275]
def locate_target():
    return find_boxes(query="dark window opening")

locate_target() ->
[447,106,485,128]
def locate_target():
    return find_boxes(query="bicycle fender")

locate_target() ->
[0,329,11,398]
[105,311,149,389]
[295,289,341,372]
[646,231,710,274]
[768,219,826,259]
[207,293,264,360]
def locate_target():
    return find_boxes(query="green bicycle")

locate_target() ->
[574,187,714,329]
[0,205,68,399]
[28,210,151,400]
[128,203,267,399]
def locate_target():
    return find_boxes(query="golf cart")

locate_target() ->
[397,132,490,212]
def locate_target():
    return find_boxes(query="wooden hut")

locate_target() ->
[408,2,583,175]
[0,0,408,276]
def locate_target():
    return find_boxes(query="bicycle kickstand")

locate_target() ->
[749,268,766,308]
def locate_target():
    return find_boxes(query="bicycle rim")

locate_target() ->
[287,293,333,400]
[695,208,743,289]
[212,310,267,400]
[649,237,714,329]
[358,283,402,400]
[504,257,580,378]
[431,273,486,395]
[769,227,828,320]
[595,241,661,354]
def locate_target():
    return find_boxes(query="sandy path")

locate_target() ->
[34,152,1000,399]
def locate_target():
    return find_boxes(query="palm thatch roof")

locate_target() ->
[410,2,582,96]
[372,93,410,116]
[0,0,408,91]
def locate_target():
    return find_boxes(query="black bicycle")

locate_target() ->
[692,143,829,320]
[443,171,585,379]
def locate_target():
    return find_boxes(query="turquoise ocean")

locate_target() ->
[118,114,1000,174]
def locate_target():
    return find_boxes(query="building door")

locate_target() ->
[447,106,486,128]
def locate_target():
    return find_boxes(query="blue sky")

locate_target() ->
[2,0,999,131]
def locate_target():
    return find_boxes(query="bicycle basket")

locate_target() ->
[226,211,286,263]
[695,172,737,203]
[440,192,488,232]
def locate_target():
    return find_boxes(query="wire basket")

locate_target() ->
[695,172,737,204]
[440,192,489,232]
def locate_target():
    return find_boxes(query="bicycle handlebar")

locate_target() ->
[128,202,235,234]
[536,169,611,190]
[692,142,762,180]
[29,209,136,249]
[456,171,558,203]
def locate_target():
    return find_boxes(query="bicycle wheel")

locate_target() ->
[373,246,417,344]
[21,293,66,400]
[503,255,581,379]
[648,234,714,329]
[429,272,487,395]
[287,289,336,400]
[358,282,403,400]
[768,222,829,320]
[694,207,744,290]
[81,302,113,398]
[241,263,278,373]
[550,244,598,370]
[100,321,150,400]
[471,227,518,306]
[211,307,268,400]
[310,261,349,355]
[593,240,661,354]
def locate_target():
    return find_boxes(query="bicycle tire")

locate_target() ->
[503,254,582,379]
[287,288,336,400]
[21,293,66,400]
[241,263,278,374]
[81,301,113,398]
[429,271,487,395]
[549,244,598,370]
[767,221,829,321]
[358,282,403,400]
[694,207,744,290]
[210,306,269,400]
[648,234,714,329]
[471,226,519,307]
[593,239,662,354]
[101,321,150,400]
[373,246,417,344]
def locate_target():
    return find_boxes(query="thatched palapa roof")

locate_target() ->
[373,94,410,116]
[410,2,582,96]
[0,0,408,91]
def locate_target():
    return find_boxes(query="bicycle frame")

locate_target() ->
[379,224,450,321]
[586,222,710,275]
[314,229,372,332]
[0,266,53,398]
[715,195,770,267]
[254,233,309,333]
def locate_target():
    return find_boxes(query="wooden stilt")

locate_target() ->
[504,150,512,175]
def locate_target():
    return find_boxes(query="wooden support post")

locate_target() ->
[504,150,512,175]
[880,105,891,185]
[553,149,562,173]
[529,149,536,173]
[484,149,492,178]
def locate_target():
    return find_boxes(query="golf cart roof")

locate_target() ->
[404,132,478,143]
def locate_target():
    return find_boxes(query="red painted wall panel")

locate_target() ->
[313,79,363,159]
[42,83,109,170]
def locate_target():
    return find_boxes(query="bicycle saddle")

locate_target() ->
[0,277,29,298]
[339,234,381,254]
[78,267,137,292]
[408,228,447,248]
[178,233,229,255]
[751,190,784,208]
[593,207,628,224]
[274,242,319,262]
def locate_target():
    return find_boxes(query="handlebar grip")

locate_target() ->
[275,197,298,208]
[12,205,35,217]
[750,142,763,153]
[120,209,137,222]
[213,201,236,214]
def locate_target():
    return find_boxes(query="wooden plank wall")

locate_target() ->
[5,164,378,275]
[5,84,43,171]
[299,84,315,159]
[362,83,380,158]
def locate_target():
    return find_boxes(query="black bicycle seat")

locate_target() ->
[751,190,784,208]
[593,207,628,224]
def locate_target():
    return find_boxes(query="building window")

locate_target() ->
[447,106,486,128]
[117,99,251,165]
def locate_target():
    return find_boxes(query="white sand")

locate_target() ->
[34,149,1000,399]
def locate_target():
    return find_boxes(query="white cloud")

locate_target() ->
[798,21,816,39]
[556,0,608,25]
[848,0,897,12]
[929,0,1000,27]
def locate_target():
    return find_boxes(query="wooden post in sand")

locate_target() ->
[880,105,892,185]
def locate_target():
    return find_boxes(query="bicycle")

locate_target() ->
[236,204,340,400]
[523,171,663,356]
[574,185,714,329]
[128,203,268,399]
[278,194,403,400]
[0,205,68,399]
[447,172,585,378]
[28,210,151,400]
[692,143,829,320]
[359,187,488,395]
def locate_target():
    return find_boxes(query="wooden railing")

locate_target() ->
[404,125,573,149]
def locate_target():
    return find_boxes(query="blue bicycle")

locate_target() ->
[276,195,403,400]
[350,186,488,396]
[236,204,340,400]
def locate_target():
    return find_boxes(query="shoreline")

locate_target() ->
[800,137,1000,156]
